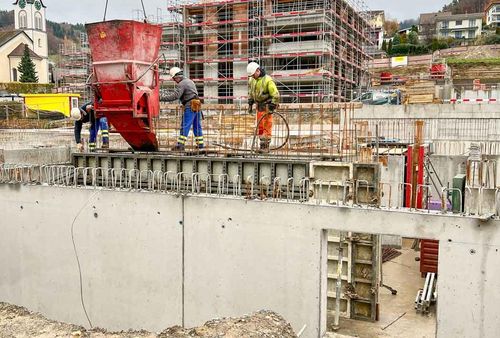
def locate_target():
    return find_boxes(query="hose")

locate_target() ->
[213,111,290,154]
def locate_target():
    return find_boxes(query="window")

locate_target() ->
[455,20,462,26]
[34,12,43,30]
[71,97,79,109]
[18,10,27,28]
[442,20,448,29]
[12,68,17,82]
[455,31,462,39]
[468,30,475,39]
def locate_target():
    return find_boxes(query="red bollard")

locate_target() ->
[86,20,162,151]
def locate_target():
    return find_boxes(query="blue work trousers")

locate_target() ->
[177,107,204,147]
[89,117,109,150]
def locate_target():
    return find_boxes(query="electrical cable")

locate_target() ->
[213,111,290,154]
[70,192,97,329]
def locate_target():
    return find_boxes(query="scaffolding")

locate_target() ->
[55,32,91,102]
[164,0,372,104]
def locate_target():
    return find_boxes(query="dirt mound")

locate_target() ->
[159,311,297,338]
[0,302,297,338]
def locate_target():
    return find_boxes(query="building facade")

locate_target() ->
[485,1,500,28]
[163,0,372,104]
[367,10,385,49]
[0,0,49,83]
[435,12,483,40]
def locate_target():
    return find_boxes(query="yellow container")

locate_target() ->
[21,93,81,117]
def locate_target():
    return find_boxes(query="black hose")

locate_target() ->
[214,111,290,154]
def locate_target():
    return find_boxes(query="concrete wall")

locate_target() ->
[355,104,500,120]
[1,185,500,338]
[1,146,71,164]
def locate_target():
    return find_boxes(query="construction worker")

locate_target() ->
[71,102,109,152]
[247,62,280,151]
[161,67,203,151]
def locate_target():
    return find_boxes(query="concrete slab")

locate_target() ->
[2,146,71,164]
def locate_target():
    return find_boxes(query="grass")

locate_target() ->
[446,57,500,65]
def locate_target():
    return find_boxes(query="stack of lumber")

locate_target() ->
[403,80,435,104]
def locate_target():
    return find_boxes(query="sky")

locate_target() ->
[0,0,452,23]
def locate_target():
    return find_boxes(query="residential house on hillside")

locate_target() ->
[419,12,451,42]
[436,12,483,40]
[366,10,385,58]
[485,1,500,28]
[419,11,483,41]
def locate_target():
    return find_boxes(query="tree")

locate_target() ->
[401,33,408,44]
[18,45,38,83]
[388,39,393,54]
[408,31,419,45]
[381,40,387,51]
[384,19,400,38]
[392,34,401,46]
[411,25,419,33]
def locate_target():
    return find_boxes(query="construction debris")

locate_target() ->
[0,302,297,338]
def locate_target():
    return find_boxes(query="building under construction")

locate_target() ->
[161,0,372,104]
[3,7,500,338]
[55,32,91,101]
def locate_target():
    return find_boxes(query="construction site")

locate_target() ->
[1,0,500,338]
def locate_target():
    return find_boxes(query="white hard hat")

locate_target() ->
[169,67,183,78]
[70,107,81,121]
[247,62,260,76]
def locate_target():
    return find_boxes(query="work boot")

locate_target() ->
[101,143,109,149]
[171,144,185,151]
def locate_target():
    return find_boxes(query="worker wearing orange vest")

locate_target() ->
[247,62,280,151]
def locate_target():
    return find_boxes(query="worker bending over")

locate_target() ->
[71,102,109,152]
[247,62,280,151]
[161,67,203,151]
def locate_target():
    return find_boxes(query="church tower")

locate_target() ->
[13,0,48,59]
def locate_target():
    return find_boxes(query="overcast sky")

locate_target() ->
[0,0,451,23]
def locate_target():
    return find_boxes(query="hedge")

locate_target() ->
[0,82,54,94]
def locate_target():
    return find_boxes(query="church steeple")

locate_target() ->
[13,0,47,58]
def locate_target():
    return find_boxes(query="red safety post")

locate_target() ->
[86,20,162,151]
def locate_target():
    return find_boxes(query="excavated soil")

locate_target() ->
[0,302,297,338]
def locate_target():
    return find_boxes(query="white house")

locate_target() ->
[485,1,500,28]
[435,12,483,40]
[0,0,49,83]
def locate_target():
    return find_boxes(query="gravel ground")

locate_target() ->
[0,302,297,338]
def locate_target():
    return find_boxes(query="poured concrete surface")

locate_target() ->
[328,241,436,338]
[1,146,71,164]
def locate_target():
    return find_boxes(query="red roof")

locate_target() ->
[486,0,500,12]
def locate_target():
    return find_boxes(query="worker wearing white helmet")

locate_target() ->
[71,101,109,152]
[161,66,204,151]
[247,61,280,151]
